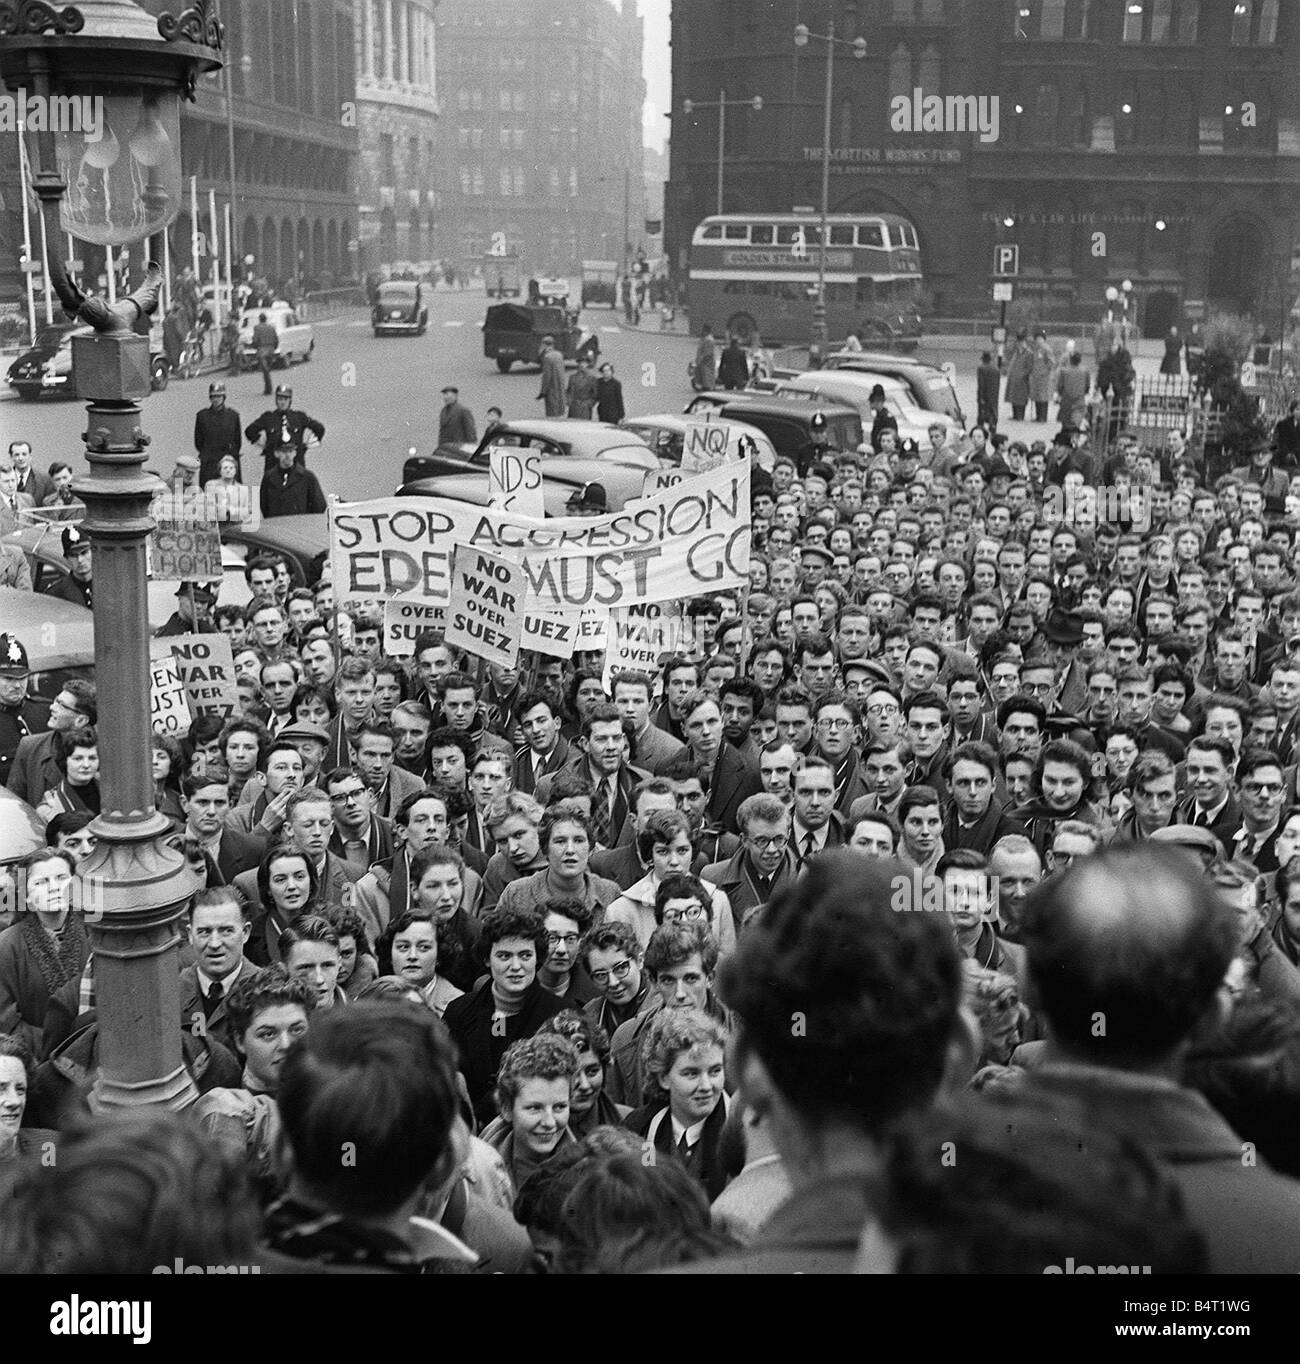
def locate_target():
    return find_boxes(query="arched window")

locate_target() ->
[917,44,942,92]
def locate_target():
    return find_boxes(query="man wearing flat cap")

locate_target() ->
[41,525,93,609]
[798,540,833,590]
[194,382,242,485]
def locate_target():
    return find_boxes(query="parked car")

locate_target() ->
[772,371,963,447]
[682,393,863,473]
[237,301,314,368]
[7,322,170,399]
[372,280,428,337]
[823,350,966,425]
[0,785,45,879]
[398,471,621,516]
[0,585,94,699]
[401,419,659,507]
[581,260,619,307]
[482,302,598,373]
[619,413,779,473]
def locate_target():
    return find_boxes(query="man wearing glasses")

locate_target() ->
[324,765,393,871]
[702,793,797,927]
[812,692,870,815]
[1231,749,1288,873]
[538,898,593,1007]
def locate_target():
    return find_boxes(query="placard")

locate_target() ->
[444,544,525,667]
[488,447,544,520]
[150,633,238,720]
[604,603,686,689]
[521,609,577,659]
[150,654,191,736]
[383,595,447,657]
[150,524,222,582]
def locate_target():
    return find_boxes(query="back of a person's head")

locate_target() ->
[718,851,960,1137]
[0,1111,258,1274]
[1021,845,1237,1067]
[866,1090,1206,1274]
[553,1153,736,1274]
[277,1003,461,1217]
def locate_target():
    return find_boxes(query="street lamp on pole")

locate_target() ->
[682,90,763,216]
[0,0,224,1112]
[794,22,865,358]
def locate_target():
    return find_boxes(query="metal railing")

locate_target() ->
[302,287,367,318]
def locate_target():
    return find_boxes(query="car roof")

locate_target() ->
[401,473,613,515]
[690,393,860,421]
[0,785,45,865]
[221,513,329,572]
[828,351,947,377]
[0,586,94,672]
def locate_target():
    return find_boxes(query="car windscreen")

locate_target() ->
[377,284,417,301]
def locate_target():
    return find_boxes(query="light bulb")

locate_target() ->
[128,96,172,168]
[82,123,120,170]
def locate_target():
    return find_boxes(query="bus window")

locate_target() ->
[889,224,911,248]
[699,223,723,240]
[856,223,885,249]
[777,224,819,246]
[723,223,749,241]
[855,277,877,305]
[829,225,855,246]
[903,224,919,249]
[751,224,774,245]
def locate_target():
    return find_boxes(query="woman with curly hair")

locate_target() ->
[538,1009,628,1137]
[328,907,378,1001]
[480,1032,581,1198]
[623,1008,731,1200]
[258,848,322,965]
[376,908,464,1017]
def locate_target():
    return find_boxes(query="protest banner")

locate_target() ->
[488,447,544,520]
[574,606,609,654]
[383,595,447,657]
[444,544,525,667]
[150,633,238,721]
[149,523,223,582]
[521,609,577,660]
[150,653,191,736]
[328,460,750,612]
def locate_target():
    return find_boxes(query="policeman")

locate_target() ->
[154,581,219,638]
[0,633,51,788]
[244,385,325,475]
[194,382,242,484]
[43,525,93,609]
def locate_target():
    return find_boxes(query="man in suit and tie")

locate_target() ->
[7,441,53,506]
[179,888,260,1052]
[1229,748,1288,873]
[790,757,845,868]
[535,705,650,848]
[181,771,267,887]
[610,670,686,775]
[514,691,571,795]
[680,691,762,835]
[702,793,798,927]
[0,454,35,534]
[1181,736,1241,849]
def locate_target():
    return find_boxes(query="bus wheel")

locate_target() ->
[726,313,758,344]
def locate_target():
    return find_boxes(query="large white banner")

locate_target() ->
[329,461,751,612]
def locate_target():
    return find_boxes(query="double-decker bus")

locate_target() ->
[686,212,924,348]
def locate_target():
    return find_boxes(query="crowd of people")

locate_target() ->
[4,370,1300,1276]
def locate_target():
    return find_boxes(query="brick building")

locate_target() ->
[434,0,646,274]
[666,0,1300,333]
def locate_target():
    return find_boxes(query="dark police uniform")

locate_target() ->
[245,396,325,474]
[0,633,51,788]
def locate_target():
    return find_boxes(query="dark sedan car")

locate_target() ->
[372,280,428,336]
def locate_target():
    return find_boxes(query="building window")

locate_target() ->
[841,2,859,42]
[514,91,526,112]
[499,89,512,111]
[1115,95,1137,147]
[513,129,525,150]
[838,97,853,145]
[1068,87,1089,145]
[1231,0,1278,45]
[1033,83,1059,143]
[380,133,395,182]
[917,43,942,91]
[499,127,511,150]
[514,169,525,196]
[459,167,471,195]
[500,168,512,196]
[457,89,469,111]
[1014,0,1092,39]
[1124,0,1198,42]
[471,89,483,110]
[457,127,469,147]
[473,168,484,196]
[1136,86,1165,144]
[888,44,911,102]
[550,167,561,195]
[569,168,579,197]
[891,0,916,19]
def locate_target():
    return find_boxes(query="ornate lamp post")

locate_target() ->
[0,0,223,1110]
[681,91,763,216]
